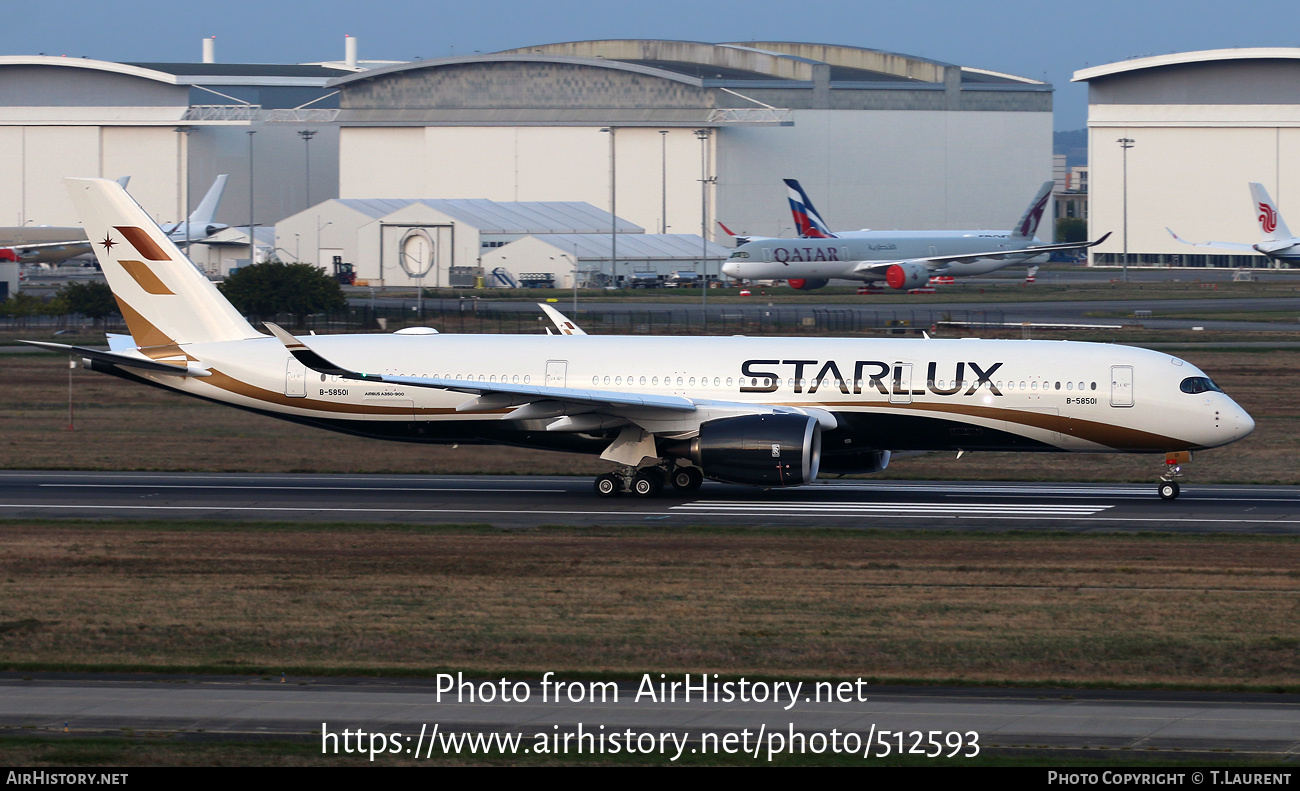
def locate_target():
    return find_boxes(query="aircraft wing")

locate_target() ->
[266,323,838,438]
[850,233,1111,275]
[1165,227,1257,253]
[266,323,693,412]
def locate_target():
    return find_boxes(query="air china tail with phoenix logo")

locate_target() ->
[29,178,1251,501]
[1168,182,1300,265]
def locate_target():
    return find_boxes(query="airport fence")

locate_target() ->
[0,304,1008,338]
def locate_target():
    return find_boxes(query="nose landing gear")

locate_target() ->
[1157,451,1190,501]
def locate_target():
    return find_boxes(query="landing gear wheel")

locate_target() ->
[1158,481,1180,501]
[670,466,704,492]
[632,468,665,498]
[594,473,623,498]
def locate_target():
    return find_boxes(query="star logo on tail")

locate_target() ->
[99,235,116,254]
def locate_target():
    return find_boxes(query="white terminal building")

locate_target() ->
[0,39,1054,287]
[1075,48,1300,268]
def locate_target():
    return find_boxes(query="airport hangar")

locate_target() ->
[1076,48,1300,269]
[0,40,1052,285]
[0,48,368,260]
[321,40,1055,287]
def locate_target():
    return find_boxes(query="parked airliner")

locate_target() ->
[722,181,1107,290]
[28,178,1251,500]
[1168,183,1300,264]
[0,175,228,265]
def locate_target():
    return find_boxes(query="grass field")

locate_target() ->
[1,523,1296,688]
[0,342,1295,483]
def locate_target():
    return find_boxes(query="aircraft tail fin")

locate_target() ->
[1249,182,1292,241]
[187,174,228,230]
[1011,181,1054,239]
[783,179,838,239]
[64,177,259,348]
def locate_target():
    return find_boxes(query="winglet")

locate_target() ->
[537,303,587,335]
[265,322,381,381]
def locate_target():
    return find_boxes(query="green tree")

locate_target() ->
[1055,217,1088,244]
[56,281,119,326]
[218,261,347,326]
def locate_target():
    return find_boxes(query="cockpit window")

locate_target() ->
[728,251,749,259]
[1180,376,1223,394]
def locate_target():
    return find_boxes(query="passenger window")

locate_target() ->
[678,377,684,386]
[593,376,599,385]
[1031,381,1037,390]
[714,377,720,386]
[652,377,659,385]
[604,376,610,385]
[1090,382,1096,390]
[615,376,622,385]
[727,378,733,387]
[523,376,530,383]
[1066,381,1073,390]
[1055,382,1060,390]
[689,377,696,386]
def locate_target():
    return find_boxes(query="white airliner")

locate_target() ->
[1167,183,1300,265]
[0,175,228,265]
[722,181,1108,290]
[28,178,1252,501]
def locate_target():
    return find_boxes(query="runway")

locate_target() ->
[1,674,1296,761]
[2,471,1300,532]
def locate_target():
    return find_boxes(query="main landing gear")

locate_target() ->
[594,464,702,498]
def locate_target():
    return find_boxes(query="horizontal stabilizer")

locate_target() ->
[20,341,211,377]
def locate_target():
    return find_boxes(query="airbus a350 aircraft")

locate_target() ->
[722,181,1108,290]
[1167,183,1300,264]
[28,178,1252,500]
[0,175,228,265]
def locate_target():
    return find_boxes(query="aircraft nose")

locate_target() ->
[1232,402,1255,441]
[721,261,741,278]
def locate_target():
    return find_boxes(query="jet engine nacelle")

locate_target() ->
[787,278,829,291]
[884,262,930,290]
[682,414,822,487]
[205,223,229,237]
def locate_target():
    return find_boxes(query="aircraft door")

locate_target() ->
[890,363,913,404]
[285,357,307,398]
[546,360,567,388]
[1110,365,1133,407]
[762,248,772,262]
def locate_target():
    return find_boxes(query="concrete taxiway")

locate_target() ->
[0,471,1299,532]
[1,674,1296,761]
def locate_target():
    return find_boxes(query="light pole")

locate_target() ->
[1118,137,1134,283]
[299,129,317,211]
[659,130,669,234]
[174,126,195,254]
[245,131,256,264]
[696,128,714,332]
[601,127,616,287]
[316,220,331,269]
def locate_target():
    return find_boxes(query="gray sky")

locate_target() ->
[10,0,1300,130]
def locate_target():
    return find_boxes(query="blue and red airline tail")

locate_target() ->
[784,179,838,239]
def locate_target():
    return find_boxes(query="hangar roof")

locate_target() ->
[329,198,642,234]
[1073,48,1300,82]
[330,39,1046,89]
[528,233,729,261]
